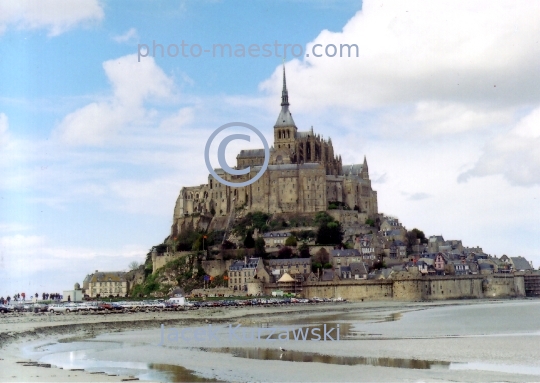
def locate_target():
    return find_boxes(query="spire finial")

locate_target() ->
[281,61,289,107]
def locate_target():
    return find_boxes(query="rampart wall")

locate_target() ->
[300,275,525,301]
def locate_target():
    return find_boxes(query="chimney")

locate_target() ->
[244,256,247,266]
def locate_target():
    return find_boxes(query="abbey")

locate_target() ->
[172,67,378,229]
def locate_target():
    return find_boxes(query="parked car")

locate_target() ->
[85,302,103,311]
[48,304,70,313]
[0,304,12,313]
[76,302,92,311]
[32,303,49,313]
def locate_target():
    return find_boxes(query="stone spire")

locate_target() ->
[274,63,296,129]
[281,64,289,107]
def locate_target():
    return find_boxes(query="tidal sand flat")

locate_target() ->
[2,299,540,382]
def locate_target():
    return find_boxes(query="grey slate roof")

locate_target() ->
[296,131,311,138]
[89,271,127,283]
[229,257,260,271]
[263,231,292,238]
[275,106,296,128]
[237,149,266,158]
[321,269,336,281]
[349,262,368,275]
[511,256,533,271]
[249,163,322,172]
[268,258,311,265]
[343,164,364,175]
[331,249,361,257]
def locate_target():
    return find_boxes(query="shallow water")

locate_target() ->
[204,346,452,369]
[20,300,540,382]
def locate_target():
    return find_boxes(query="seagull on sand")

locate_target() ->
[279,347,287,352]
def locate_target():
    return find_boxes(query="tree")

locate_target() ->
[313,248,330,265]
[298,242,311,258]
[128,261,139,270]
[278,246,293,259]
[314,211,334,226]
[316,221,343,245]
[406,228,428,254]
[244,231,255,249]
[285,235,297,247]
[254,237,266,257]
[365,218,375,227]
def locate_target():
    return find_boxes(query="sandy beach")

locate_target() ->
[1,299,540,382]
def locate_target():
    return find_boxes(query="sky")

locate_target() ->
[0,0,539,296]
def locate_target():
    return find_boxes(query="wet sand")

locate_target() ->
[1,299,539,382]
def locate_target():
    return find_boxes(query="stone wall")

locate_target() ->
[201,260,228,277]
[301,280,394,301]
[152,251,191,273]
[298,274,526,301]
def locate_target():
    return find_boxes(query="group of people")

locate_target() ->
[0,292,63,305]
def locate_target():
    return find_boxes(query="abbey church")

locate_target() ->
[172,67,378,231]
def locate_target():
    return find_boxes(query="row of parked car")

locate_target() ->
[0,296,346,315]
[189,297,345,308]
[0,300,173,314]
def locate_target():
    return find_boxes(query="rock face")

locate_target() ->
[170,214,213,238]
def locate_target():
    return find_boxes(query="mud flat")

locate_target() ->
[2,299,540,382]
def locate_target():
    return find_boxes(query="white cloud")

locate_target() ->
[113,27,138,43]
[158,107,194,131]
[260,0,540,114]
[459,106,540,186]
[0,234,147,294]
[55,54,175,145]
[0,0,104,36]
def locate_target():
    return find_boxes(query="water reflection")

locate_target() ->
[38,346,220,382]
[265,323,354,340]
[148,364,223,382]
[204,347,451,370]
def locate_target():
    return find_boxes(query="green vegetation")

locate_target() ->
[315,212,343,245]
[232,211,270,237]
[327,201,350,210]
[365,218,375,227]
[254,237,266,257]
[243,231,255,248]
[406,228,428,254]
[298,242,311,258]
[285,235,297,246]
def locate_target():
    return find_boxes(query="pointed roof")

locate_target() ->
[277,272,295,282]
[275,64,296,128]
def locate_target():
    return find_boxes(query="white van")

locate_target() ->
[168,297,186,306]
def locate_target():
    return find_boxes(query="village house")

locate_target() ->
[428,236,445,253]
[509,256,534,272]
[84,271,129,298]
[450,260,470,275]
[228,257,269,292]
[389,240,407,259]
[330,249,364,268]
[434,253,447,275]
[267,258,311,281]
[338,262,369,279]
[262,231,292,247]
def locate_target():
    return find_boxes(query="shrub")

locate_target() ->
[285,235,297,247]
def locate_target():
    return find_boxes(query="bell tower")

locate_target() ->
[274,64,297,151]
